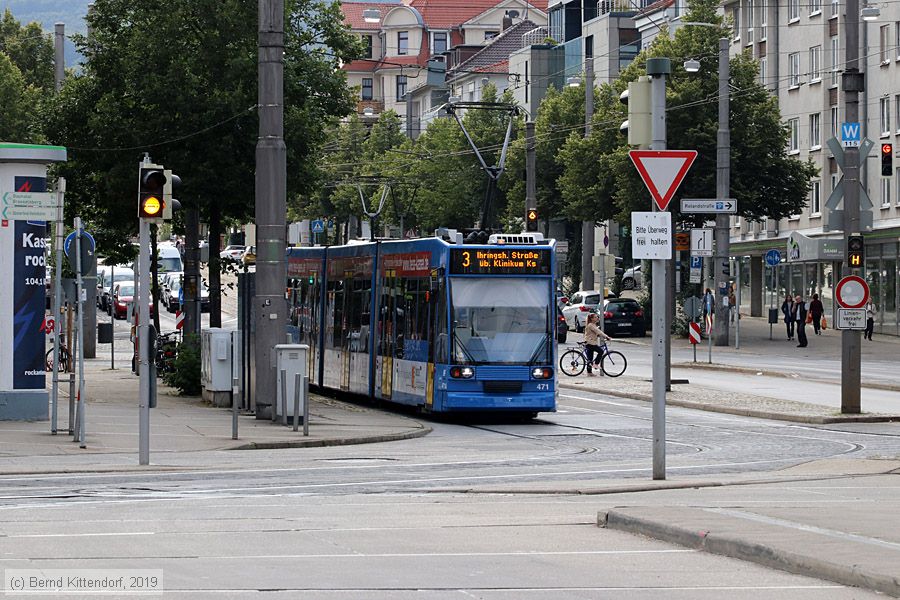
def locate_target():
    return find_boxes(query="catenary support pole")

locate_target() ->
[255,0,288,419]
[714,37,731,347]
[50,178,65,435]
[841,0,862,413]
[138,216,151,464]
[74,218,86,448]
[581,58,595,292]
[647,57,670,481]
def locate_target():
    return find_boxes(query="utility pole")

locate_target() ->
[842,0,863,413]
[54,23,64,91]
[525,120,536,222]
[255,0,288,419]
[581,57,595,292]
[647,57,670,480]
[183,208,200,338]
[713,38,731,346]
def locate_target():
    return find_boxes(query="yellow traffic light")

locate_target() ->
[141,195,162,217]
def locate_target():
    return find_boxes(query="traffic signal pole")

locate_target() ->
[713,38,732,347]
[842,0,863,413]
[138,210,151,465]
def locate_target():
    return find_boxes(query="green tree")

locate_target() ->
[558,0,817,228]
[42,0,361,264]
[0,9,54,90]
[0,53,42,141]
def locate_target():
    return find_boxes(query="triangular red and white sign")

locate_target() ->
[628,150,698,211]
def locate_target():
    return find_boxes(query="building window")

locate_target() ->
[809,46,821,81]
[881,25,891,63]
[831,0,839,16]
[396,74,407,99]
[398,31,408,55]
[432,31,447,54]
[831,106,840,136]
[484,31,499,40]
[585,35,594,58]
[810,180,821,215]
[809,112,821,148]
[881,97,892,135]
[896,168,900,204]
[747,0,754,41]
[788,118,800,152]
[882,178,892,207]
[759,57,767,85]
[896,22,900,59]
[362,35,373,59]
[895,94,900,132]
[361,78,373,101]
[732,7,740,39]
[789,52,801,87]
[789,0,800,21]
[830,36,839,85]
[809,0,821,15]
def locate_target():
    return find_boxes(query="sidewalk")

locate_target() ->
[0,336,430,475]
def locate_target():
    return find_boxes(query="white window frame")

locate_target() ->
[747,0,755,43]
[789,52,801,87]
[896,22,900,60]
[830,0,839,17]
[881,97,892,136]
[830,36,840,86]
[789,0,800,21]
[881,25,891,64]
[759,3,767,40]
[831,106,840,137]
[882,178,892,208]
[809,112,821,149]
[759,57,767,85]
[896,167,900,205]
[732,8,741,40]
[431,31,448,55]
[895,94,900,133]
[809,0,821,16]
[810,180,822,215]
[397,31,409,55]
[788,118,800,153]
[809,46,821,82]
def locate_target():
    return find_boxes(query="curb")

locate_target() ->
[558,381,900,424]
[600,509,900,598]
[674,361,900,393]
[229,425,432,450]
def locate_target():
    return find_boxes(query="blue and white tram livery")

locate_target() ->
[286,233,558,416]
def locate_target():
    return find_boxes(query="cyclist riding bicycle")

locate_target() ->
[583,312,612,376]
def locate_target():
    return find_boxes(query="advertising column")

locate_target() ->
[0,143,67,420]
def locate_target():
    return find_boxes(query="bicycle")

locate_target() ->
[559,341,627,377]
[45,341,70,373]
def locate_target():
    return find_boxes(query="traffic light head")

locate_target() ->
[882,144,893,177]
[525,208,539,232]
[847,233,865,268]
[619,77,651,147]
[139,167,166,220]
[162,170,181,220]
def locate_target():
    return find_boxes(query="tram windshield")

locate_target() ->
[450,277,551,365]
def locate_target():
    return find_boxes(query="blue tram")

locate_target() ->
[285,233,558,416]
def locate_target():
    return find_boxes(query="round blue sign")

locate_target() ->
[765,249,782,267]
[64,230,96,259]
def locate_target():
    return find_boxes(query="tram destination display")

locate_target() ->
[450,248,551,275]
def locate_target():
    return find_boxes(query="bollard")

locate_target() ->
[68,372,76,435]
[292,372,301,432]
[277,369,285,424]
[232,377,239,440]
[303,375,309,437]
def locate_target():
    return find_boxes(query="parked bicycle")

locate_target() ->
[155,331,179,375]
[559,341,627,377]
[45,340,70,373]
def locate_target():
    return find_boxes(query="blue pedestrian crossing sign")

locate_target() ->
[311,219,325,234]
[841,122,861,148]
[765,249,782,267]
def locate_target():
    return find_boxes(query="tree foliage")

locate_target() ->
[41,0,361,262]
[558,0,817,228]
[0,9,53,143]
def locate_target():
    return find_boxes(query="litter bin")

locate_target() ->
[97,322,113,344]
[768,308,779,324]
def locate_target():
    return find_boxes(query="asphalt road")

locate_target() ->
[1,389,895,598]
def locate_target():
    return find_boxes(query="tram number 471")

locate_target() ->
[536,383,550,390]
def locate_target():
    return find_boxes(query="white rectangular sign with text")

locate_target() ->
[632,212,672,260]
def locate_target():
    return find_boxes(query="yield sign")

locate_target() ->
[628,150,698,211]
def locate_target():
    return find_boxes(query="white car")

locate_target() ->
[561,289,615,332]
[622,265,642,290]
[220,245,245,262]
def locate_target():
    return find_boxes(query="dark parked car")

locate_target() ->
[556,307,568,344]
[602,298,646,337]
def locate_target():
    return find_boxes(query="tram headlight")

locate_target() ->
[450,366,475,379]
[531,367,553,379]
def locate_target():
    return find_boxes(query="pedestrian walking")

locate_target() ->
[793,294,808,348]
[583,313,611,377]
[781,294,795,341]
[728,285,737,324]
[865,299,876,340]
[809,293,824,335]
[703,288,714,334]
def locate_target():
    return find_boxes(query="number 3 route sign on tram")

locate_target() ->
[629,150,698,211]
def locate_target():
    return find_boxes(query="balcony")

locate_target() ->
[357,99,384,115]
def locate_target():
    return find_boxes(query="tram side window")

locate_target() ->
[400,278,431,362]
[347,276,371,353]
[327,278,344,349]
[434,277,447,363]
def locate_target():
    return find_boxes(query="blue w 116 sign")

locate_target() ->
[841,122,861,148]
